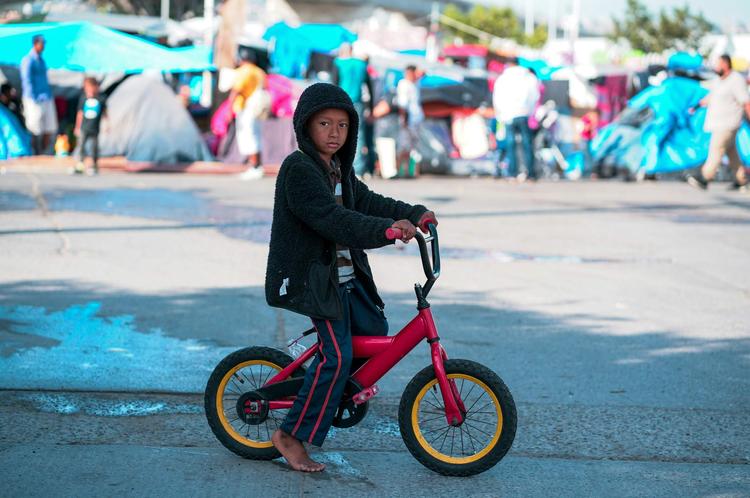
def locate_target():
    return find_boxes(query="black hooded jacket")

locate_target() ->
[265,83,428,320]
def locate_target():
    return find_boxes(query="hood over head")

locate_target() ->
[293,83,359,172]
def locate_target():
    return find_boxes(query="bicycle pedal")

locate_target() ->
[353,385,379,405]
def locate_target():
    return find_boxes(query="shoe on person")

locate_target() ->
[72,162,85,175]
[516,172,528,183]
[686,174,708,190]
[85,167,99,176]
[239,167,264,181]
[727,181,748,193]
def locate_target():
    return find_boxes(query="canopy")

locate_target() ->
[592,77,750,174]
[263,22,356,78]
[0,22,213,73]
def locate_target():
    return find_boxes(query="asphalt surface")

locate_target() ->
[1,168,749,497]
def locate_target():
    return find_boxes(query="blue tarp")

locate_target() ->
[519,57,561,81]
[263,22,356,78]
[0,22,213,73]
[591,77,750,174]
[0,104,31,160]
[667,52,703,72]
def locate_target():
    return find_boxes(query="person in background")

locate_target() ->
[492,56,540,182]
[229,49,267,180]
[581,109,600,177]
[332,44,375,179]
[396,65,424,178]
[20,34,58,154]
[687,54,750,192]
[0,83,25,128]
[73,77,106,176]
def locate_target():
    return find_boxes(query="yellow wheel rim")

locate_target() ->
[411,373,503,464]
[216,359,285,448]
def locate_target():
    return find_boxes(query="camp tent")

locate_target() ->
[0,22,213,73]
[97,75,212,163]
[263,22,356,78]
[0,104,31,160]
[591,77,750,175]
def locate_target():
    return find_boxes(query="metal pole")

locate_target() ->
[570,0,580,64]
[549,0,557,42]
[160,0,169,21]
[525,0,534,37]
[200,0,215,108]
[426,2,439,63]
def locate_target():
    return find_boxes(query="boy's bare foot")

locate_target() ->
[272,430,325,472]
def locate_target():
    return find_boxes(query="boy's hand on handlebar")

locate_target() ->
[417,211,438,233]
[391,219,417,242]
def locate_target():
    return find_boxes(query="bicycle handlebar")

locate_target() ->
[386,223,441,297]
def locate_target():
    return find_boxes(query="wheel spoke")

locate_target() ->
[463,390,488,415]
[459,425,466,456]
[241,370,256,390]
[419,414,447,424]
[426,425,452,443]
[467,400,494,417]
[462,423,480,453]
[463,420,494,438]
[262,366,275,386]
[437,426,451,452]
[450,427,456,456]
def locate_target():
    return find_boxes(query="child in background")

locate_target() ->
[74,77,105,175]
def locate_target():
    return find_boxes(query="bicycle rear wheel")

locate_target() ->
[204,346,303,460]
[398,359,516,476]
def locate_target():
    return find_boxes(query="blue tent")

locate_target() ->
[263,22,356,78]
[0,22,213,73]
[591,77,750,174]
[0,104,31,160]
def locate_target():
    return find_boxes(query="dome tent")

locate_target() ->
[97,75,212,164]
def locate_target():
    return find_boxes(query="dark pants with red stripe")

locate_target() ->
[280,278,388,446]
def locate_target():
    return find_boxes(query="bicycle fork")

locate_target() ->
[424,312,466,427]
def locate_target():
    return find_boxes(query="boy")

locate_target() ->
[265,83,437,472]
[74,77,105,175]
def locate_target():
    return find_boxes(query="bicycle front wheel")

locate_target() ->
[398,359,516,476]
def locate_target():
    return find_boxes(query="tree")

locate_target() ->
[657,6,713,52]
[611,0,713,53]
[442,3,546,48]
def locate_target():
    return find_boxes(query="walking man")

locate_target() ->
[333,44,374,178]
[20,34,57,154]
[396,65,424,178]
[688,54,750,191]
[493,57,540,181]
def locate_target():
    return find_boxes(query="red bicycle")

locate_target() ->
[204,225,516,476]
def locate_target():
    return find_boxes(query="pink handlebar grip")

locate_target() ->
[385,227,403,240]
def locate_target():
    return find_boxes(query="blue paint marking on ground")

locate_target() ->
[0,190,37,211]
[16,392,202,416]
[0,302,234,392]
[316,451,365,479]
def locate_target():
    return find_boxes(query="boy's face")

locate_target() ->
[84,82,99,97]
[307,108,349,162]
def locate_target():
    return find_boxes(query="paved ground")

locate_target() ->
[1,168,749,497]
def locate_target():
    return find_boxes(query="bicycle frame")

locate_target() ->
[264,305,465,426]
[263,225,466,427]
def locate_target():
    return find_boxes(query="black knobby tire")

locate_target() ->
[398,359,517,476]
[204,346,303,460]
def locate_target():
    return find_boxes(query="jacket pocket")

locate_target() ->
[305,259,340,319]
